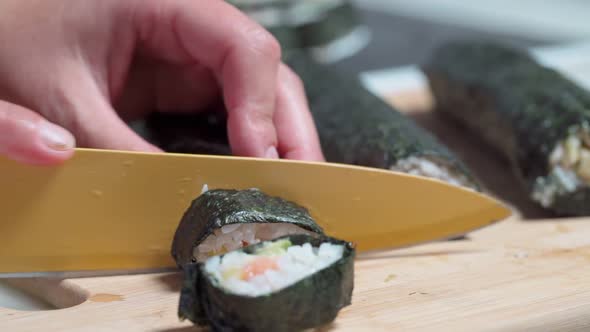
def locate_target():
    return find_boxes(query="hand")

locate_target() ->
[0,0,325,165]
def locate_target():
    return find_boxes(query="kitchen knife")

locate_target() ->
[0,148,510,275]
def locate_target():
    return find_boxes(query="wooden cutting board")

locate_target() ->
[1,87,590,332]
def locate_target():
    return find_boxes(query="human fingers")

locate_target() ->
[132,0,282,157]
[273,64,325,161]
[0,100,75,165]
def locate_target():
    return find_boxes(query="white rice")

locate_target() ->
[204,241,344,297]
[201,184,209,194]
[531,126,590,207]
[391,156,473,188]
[532,165,582,207]
[193,223,318,262]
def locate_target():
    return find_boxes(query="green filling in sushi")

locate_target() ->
[179,234,355,332]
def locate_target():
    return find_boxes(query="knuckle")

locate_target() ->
[261,108,275,124]
[236,104,275,137]
[250,105,275,126]
[283,65,304,90]
[246,26,282,61]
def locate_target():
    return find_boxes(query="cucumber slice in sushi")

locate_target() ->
[171,188,324,266]
[178,234,354,332]
[423,41,590,215]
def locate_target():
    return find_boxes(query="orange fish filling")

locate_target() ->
[241,257,279,281]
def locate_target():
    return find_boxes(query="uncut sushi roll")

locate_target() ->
[171,188,324,266]
[423,41,590,215]
[283,51,480,190]
[178,234,355,332]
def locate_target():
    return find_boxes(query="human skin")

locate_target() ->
[0,0,325,165]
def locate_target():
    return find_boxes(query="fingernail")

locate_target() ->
[265,146,279,159]
[39,121,75,151]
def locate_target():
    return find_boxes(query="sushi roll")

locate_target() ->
[178,234,355,332]
[171,188,324,266]
[423,41,590,215]
[283,51,480,190]
[226,0,367,63]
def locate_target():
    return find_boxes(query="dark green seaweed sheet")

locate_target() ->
[143,109,231,156]
[283,51,478,191]
[178,234,355,332]
[423,41,590,215]
[171,188,324,267]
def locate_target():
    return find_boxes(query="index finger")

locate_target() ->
[132,0,281,158]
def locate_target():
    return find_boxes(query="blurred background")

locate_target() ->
[350,0,590,94]
[336,0,590,71]
[230,0,590,93]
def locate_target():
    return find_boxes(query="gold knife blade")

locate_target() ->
[0,148,510,275]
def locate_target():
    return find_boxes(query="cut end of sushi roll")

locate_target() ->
[179,234,355,332]
[391,155,476,189]
[533,124,590,208]
[171,188,324,267]
[204,237,346,297]
[193,223,320,262]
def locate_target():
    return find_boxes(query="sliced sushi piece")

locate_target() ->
[171,188,324,266]
[423,41,590,215]
[178,234,355,332]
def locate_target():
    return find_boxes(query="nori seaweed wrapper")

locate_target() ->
[171,188,324,267]
[143,109,231,156]
[423,41,590,215]
[178,234,355,332]
[283,51,479,190]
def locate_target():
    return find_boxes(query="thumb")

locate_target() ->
[0,100,75,165]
